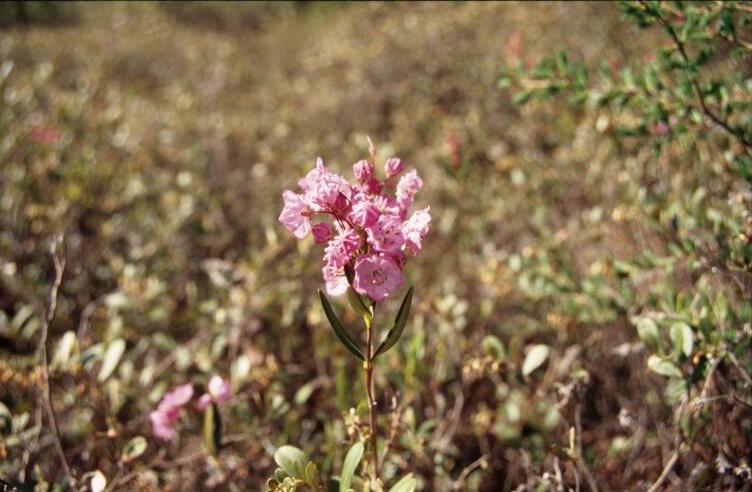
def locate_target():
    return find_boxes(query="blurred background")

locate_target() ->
[1,2,750,491]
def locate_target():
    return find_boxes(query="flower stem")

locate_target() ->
[364,312,380,481]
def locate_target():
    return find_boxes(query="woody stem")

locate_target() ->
[364,312,380,481]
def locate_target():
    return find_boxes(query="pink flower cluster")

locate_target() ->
[149,376,231,441]
[279,151,430,302]
[149,383,194,441]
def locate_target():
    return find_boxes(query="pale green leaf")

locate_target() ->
[669,322,694,357]
[647,355,682,378]
[339,441,364,492]
[98,338,126,382]
[522,344,550,376]
[389,473,418,492]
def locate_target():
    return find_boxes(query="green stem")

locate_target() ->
[364,312,380,481]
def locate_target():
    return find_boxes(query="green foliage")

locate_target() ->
[499,1,752,488]
[1,2,750,491]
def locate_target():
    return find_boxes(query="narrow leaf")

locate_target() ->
[389,474,418,492]
[347,286,371,318]
[339,441,364,492]
[375,287,414,357]
[319,290,365,361]
[203,401,222,456]
[98,338,126,382]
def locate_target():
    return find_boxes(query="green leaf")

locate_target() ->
[347,286,371,318]
[647,355,683,378]
[98,338,126,382]
[339,441,364,492]
[634,317,660,352]
[481,335,506,361]
[274,445,309,479]
[669,322,694,357]
[121,436,148,463]
[389,474,418,492]
[203,401,222,456]
[319,290,365,361]
[51,330,78,369]
[0,400,11,435]
[522,344,550,376]
[304,461,320,488]
[375,287,414,357]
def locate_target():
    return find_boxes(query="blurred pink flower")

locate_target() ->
[29,126,62,144]
[197,375,232,410]
[353,254,404,302]
[655,121,670,135]
[209,375,232,402]
[150,383,194,441]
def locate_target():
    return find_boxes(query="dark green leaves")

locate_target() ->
[347,286,371,318]
[319,290,365,361]
[375,287,413,357]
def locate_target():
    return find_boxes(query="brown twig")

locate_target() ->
[647,395,688,492]
[451,455,487,491]
[380,396,403,473]
[574,403,600,492]
[38,236,75,486]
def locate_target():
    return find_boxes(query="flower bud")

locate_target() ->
[353,159,374,183]
[311,223,333,244]
[384,157,403,177]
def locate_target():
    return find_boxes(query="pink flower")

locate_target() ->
[279,191,311,239]
[325,225,360,267]
[29,126,62,144]
[367,215,405,252]
[208,375,232,402]
[311,223,332,244]
[197,375,232,410]
[323,263,348,296]
[353,254,404,302]
[150,410,176,441]
[384,157,404,177]
[349,198,380,227]
[279,143,429,302]
[298,157,327,191]
[353,159,374,183]
[150,384,194,441]
[404,207,431,254]
[396,169,423,211]
[655,121,670,135]
[365,178,384,195]
[197,394,212,411]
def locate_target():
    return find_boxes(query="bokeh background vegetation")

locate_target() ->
[1,2,750,491]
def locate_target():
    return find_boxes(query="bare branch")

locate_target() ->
[38,235,75,487]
